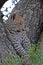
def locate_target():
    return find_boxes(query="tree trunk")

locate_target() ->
[3,0,43,58]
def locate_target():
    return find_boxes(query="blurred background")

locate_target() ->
[0,0,20,22]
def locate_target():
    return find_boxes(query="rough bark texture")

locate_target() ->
[3,0,43,56]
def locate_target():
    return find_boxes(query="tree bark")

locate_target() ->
[3,0,43,57]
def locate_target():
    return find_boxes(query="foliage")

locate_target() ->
[3,54,22,65]
[0,59,2,65]
[0,43,43,65]
[26,44,40,63]
[26,43,43,65]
